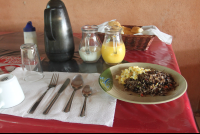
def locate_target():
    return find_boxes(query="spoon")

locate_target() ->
[80,85,92,117]
[63,74,84,112]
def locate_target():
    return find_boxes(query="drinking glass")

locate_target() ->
[20,43,44,81]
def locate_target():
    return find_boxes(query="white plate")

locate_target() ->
[98,62,187,104]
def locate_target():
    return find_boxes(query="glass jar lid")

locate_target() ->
[81,25,98,33]
[104,25,122,34]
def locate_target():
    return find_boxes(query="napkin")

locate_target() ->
[0,67,117,127]
[97,19,116,33]
[97,19,173,45]
[135,25,173,45]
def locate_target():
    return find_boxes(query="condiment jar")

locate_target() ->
[101,25,126,65]
[79,25,102,63]
[23,21,37,46]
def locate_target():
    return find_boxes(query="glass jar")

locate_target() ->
[79,25,102,63]
[101,25,126,65]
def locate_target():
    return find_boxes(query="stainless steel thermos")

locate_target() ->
[44,0,74,62]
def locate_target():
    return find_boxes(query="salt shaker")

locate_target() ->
[23,21,37,45]
[23,21,38,60]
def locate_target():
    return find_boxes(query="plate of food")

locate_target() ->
[98,62,187,104]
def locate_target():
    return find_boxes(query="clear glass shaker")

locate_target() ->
[101,25,126,65]
[79,25,102,63]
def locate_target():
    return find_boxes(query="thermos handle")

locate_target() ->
[44,8,55,41]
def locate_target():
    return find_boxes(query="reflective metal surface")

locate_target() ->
[44,0,74,62]
[80,85,92,117]
[28,73,59,114]
[63,74,84,112]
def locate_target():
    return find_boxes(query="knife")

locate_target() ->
[43,78,70,115]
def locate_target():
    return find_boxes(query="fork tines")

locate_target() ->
[51,73,59,86]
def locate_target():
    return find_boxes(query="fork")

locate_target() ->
[28,73,59,114]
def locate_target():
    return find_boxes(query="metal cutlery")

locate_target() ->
[28,73,59,114]
[63,74,84,112]
[80,85,92,117]
[43,78,70,115]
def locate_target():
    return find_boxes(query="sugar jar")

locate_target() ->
[79,25,102,63]
[101,25,126,65]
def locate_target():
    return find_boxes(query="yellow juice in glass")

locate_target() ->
[102,41,126,64]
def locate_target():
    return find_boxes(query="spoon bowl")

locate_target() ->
[82,85,92,97]
[80,85,92,117]
[71,74,84,90]
[63,74,84,112]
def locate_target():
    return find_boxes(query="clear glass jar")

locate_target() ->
[101,25,126,65]
[79,25,102,63]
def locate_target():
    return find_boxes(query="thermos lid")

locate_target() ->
[23,21,36,32]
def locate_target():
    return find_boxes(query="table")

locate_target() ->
[0,32,199,133]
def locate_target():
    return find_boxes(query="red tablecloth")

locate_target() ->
[0,32,198,133]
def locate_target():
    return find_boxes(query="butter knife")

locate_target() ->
[43,78,70,115]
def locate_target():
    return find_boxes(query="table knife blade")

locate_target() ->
[43,78,70,115]
[58,78,70,94]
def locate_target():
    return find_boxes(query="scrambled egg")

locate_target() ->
[115,66,151,84]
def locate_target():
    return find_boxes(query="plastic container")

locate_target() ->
[23,21,37,45]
